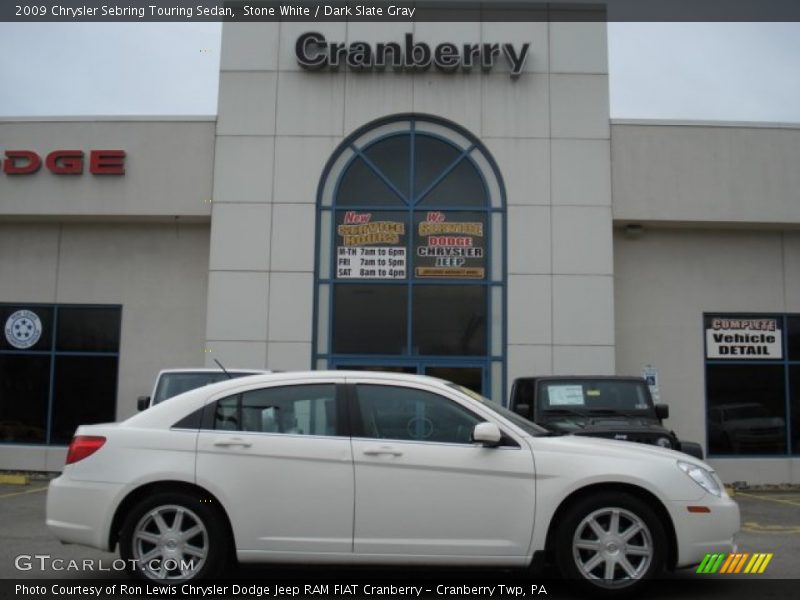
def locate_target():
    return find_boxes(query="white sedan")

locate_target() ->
[47,371,739,593]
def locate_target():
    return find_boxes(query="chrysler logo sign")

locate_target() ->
[296,32,530,78]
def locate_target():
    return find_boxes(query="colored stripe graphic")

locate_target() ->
[696,554,713,573]
[733,553,750,573]
[719,554,739,573]
[697,553,773,574]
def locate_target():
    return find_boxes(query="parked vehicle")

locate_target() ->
[137,368,268,410]
[48,371,738,594]
[509,376,704,458]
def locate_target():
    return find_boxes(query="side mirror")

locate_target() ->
[655,404,669,420]
[513,403,532,418]
[473,422,502,447]
[137,396,151,412]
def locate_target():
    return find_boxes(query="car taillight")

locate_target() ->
[65,436,106,465]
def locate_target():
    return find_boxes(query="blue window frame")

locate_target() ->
[313,115,507,402]
[704,313,800,457]
[0,303,121,445]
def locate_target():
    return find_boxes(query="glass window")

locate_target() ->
[336,157,404,207]
[412,286,486,355]
[362,135,410,198]
[56,306,121,352]
[413,135,462,199]
[51,356,118,444]
[214,384,337,437]
[316,116,506,402]
[706,364,787,455]
[787,317,800,361]
[788,366,800,456]
[0,355,50,443]
[417,158,487,207]
[214,395,241,431]
[356,384,482,444]
[0,304,120,445]
[333,285,407,354]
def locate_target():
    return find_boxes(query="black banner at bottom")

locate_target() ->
[1,576,799,600]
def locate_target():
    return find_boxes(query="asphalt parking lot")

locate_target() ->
[0,480,797,598]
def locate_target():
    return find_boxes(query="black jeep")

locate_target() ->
[509,375,704,459]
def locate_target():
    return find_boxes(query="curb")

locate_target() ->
[0,473,30,485]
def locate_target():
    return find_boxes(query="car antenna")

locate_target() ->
[214,358,233,379]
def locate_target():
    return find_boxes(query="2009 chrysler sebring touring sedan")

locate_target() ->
[47,371,739,593]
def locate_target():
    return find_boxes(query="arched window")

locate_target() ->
[314,115,506,401]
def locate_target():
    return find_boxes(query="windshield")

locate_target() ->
[153,372,257,405]
[448,384,549,436]
[539,379,653,415]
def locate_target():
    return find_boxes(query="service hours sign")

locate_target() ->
[335,211,407,279]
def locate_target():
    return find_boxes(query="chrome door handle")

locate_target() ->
[363,446,402,457]
[213,437,252,448]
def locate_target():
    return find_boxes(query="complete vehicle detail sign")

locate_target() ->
[705,317,782,359]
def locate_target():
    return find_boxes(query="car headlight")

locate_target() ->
[678,460,722,497]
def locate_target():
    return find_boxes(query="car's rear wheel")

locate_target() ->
[120,492,229,581]
[554,492,666,595]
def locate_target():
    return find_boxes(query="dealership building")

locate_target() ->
[1,17,799,484]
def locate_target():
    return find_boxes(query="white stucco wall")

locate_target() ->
[0,221,210,471]
[0,119,215,470]
[614,226,800,484]
[611,122,800,482]
[612,121,800,225]
[210,20,614,394]
[0,119,215,217]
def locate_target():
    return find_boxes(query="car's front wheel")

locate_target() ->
[554,491,667,594]
[119,491,229,581]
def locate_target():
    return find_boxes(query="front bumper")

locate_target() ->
[46,474,125,552]
[670,492,740,568]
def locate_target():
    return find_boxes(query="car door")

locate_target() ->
[349,380,536,559]
[195,380,354,556]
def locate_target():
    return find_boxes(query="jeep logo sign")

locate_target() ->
[296,32,530,78]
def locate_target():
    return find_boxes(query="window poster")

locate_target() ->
[335,211,407,279]
[414,211,486,279]
[705,316,782,359]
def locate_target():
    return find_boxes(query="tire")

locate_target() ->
[119,491,230,581]
[554,491,666,595]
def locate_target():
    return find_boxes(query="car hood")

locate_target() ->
[526,434,720,503]
[533,430,706,464]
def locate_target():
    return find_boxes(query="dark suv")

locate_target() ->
[510,375,703,459]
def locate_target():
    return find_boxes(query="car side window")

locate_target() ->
[355,384,482,444]
[213,384,337,436]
